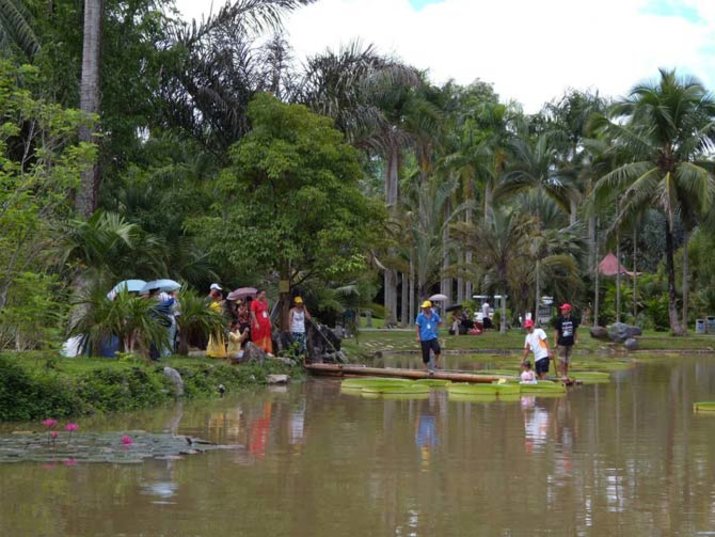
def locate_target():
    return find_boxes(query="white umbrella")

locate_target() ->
[429,293,449,302]
[107,279,146,300]
[141,279,181,294]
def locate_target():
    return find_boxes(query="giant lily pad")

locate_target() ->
[693,402,715,413]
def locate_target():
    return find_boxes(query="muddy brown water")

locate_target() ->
[1,355,714,536]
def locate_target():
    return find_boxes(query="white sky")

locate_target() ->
[174,0,715,112]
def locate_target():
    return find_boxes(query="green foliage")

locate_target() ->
[0,355,84,421]
[0,60,96,350]
[0,272,66,350]
[173,360,296,399]
[75,366,170,413]
[0,352,301,421]
[189,93,385,286]
[174,287,225,355]
[68,287,169,356]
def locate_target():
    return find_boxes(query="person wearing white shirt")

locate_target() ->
[521,319,552,379]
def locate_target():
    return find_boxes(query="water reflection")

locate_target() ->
[415,394,442,472]
[1,358,714,536]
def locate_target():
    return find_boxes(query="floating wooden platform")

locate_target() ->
[305,363,504,384]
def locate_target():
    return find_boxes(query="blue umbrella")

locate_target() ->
[107,279,147,299]
[141,279,181,294]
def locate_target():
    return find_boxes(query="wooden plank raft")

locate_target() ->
[305,363,504,384]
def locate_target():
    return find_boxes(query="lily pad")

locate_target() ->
[415,379,452,388]
[518,381,567,394]
[361,383,430,395]
[693,402,715,412]
[447,384,498,396]
[0,431,230,465]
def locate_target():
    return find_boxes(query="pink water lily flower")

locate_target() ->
[42,418,58,429]
[50,431,59,439]
[65,423,79,432]
[121,435,134,446]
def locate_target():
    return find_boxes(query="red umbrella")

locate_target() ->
[227,287,257,301]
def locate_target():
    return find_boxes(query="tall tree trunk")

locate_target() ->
[593,219,599,327]
[500,292,507,334]
[76,0,103,218]
[616,231,621,323]
[633,227,637,321]
[587,214,596,273]
[384,269,397,327]
[534,259,540,325]
[440,201,452,304]
[383,145,400,327]
[484,183,493,224]
[464,206,473,302]
[682,230,689,332]
[664,220,684,335]
[400,272,408,327]
[409,254,415,326]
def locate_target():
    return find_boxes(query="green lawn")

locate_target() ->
[343,327,715,358]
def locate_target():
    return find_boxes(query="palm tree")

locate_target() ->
[593,69,715,335]
[68,286,168,356]
[76,0,103,218]
[495,123,578,315]
[293,43,423,326]
[452,206,532,332]
[0,0,40,59]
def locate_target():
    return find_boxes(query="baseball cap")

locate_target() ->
[294,296,303,304]
[524,319,534,328]
[559,303,572,312]
[210,283,222,291]
[421,300,432,309]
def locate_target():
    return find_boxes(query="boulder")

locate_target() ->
[608,322,641,343]
[308,323,344,362]
[242,342,267,364]
[624,338,639,351]
[590,326,609,340]
[267,374,289,384]
[163,367,184,398]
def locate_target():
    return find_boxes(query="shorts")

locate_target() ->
[535,357,550,375]
[420,338,441,364]
[557,345,573,363]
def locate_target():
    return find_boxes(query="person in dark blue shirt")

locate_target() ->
[553,303,579,379]
[415,300,442,371]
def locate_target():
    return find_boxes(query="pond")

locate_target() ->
[1,355,714,536]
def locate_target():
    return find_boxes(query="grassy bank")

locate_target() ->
[0,353,300,422]
[342,328,715,358]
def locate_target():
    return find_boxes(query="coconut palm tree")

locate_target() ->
[593,69,715,335]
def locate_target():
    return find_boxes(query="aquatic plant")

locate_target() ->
[42,418,58,445]
[65,423,79,443]
[121,435,134,446]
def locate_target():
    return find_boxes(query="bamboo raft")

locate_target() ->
[305,363,506,384]
[305,363,580,386]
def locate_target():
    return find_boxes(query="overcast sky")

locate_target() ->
[174,0,715,112]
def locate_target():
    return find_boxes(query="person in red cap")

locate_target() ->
[553,303,579,379]
[521,318,552,379]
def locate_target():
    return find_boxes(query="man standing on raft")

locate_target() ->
[553,303,578,379]
[416,300,442,372]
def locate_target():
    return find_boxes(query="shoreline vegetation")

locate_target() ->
[0,353,299,423]
[2,329,713,423]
